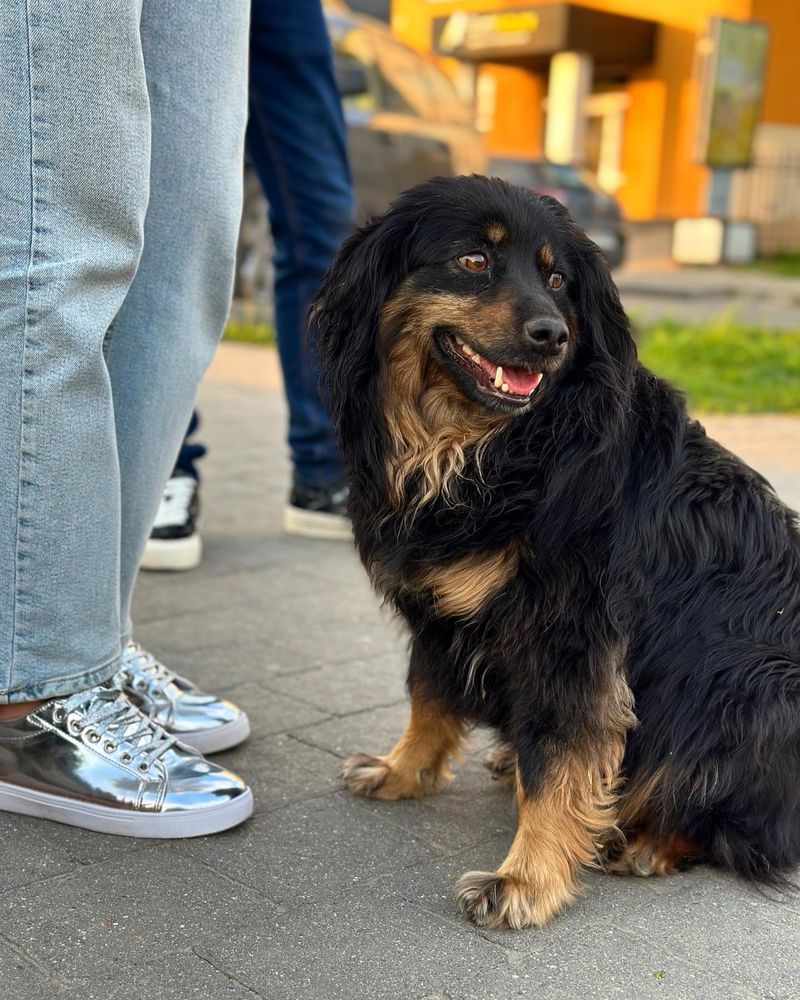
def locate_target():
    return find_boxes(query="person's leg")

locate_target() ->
[0,1,253,836]
[0,0,149,707]
[174,412,206,480]
[106,0,250,630]
[247,0,354,505]
[139,412,205,573]
[105,0,253,753]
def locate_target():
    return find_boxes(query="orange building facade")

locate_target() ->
[388,0,800,225]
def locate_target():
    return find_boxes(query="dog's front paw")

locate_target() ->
[341,752,450,800]
[342,753,394,798]
[455,870,568,929]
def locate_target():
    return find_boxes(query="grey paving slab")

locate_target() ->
[169,792,438,908]
[497,923,761,1000]
[0,847,275,987]
[290,701,414,759]
[195,885,525,1000]
[134,570,402,670]
[264,649,408,715]
[0,813,155,868]
[617,266,800,331]
[196,679,332,737]
[343,743,517,856]
[621,873,800,1000]
[0,812,85,893]
[212,732,342,814]
[0,936,61,1000]
[65,950,259,1000]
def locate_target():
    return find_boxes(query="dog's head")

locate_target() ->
[313,175,635,499]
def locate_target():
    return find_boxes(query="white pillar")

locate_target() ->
[544,51,593,165]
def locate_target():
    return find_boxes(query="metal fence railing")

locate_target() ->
[731,148,800,255]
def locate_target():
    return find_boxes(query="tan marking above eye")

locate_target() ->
[548,272,564,290]
[458,252,488,272]
[486,223,507,244]
[538,243,555,268]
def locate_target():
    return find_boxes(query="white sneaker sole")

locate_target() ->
[283,504,352,541]
[175,712,251,756]
[140,533,202,572]
[0,781,253,838]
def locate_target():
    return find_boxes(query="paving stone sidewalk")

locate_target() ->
[615,266,800,330]
[3,343,799,1000]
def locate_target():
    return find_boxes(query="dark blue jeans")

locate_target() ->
[179,0,353,489]
[248,0,353,489]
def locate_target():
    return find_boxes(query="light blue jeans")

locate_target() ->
[0,1,249,702]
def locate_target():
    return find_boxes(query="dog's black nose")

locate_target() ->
[524,318,569,351]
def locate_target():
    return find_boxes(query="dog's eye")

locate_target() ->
[548,272,564,290]
[457,252,488,273]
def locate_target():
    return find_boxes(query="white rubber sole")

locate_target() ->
[0,781,253,838]
[175,712,251,756]
[140,532,202,572]
[283,504,352,541]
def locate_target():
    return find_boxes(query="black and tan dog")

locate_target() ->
[312,175,800,929]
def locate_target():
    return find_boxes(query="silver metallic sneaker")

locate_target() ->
[0,682,253,838]
[120,642,250,755]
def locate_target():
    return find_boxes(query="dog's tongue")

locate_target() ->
[503,365,542,395]
[476,356,542,396]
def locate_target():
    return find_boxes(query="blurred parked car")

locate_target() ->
[489,157,627,269]
[328,6,486,221]
[236,4,486,302]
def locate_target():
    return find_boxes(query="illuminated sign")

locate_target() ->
[438,9,541,55]
[695,18,770,168]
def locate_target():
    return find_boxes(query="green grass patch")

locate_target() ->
[744,253,800,278]
[224,318,274,345]
[224,300,275,344]
[637,318,800,413]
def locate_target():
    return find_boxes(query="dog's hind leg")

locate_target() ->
[484,739,517,786]
[607,830,700,876]
[342,686,466,800]
[605,767,702,876]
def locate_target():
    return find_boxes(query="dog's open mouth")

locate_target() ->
[441,333,543,407]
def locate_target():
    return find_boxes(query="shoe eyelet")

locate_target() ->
[67,717,84,736]
[53,707,65,723]
[138,762,150,773]
[87,731,101,744]
[120,752,133,764]
[136,680,147,690]
[151,688,162,697]
[104,741,117,753]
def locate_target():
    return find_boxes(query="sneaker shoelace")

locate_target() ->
[122,643,179,690]
[58,684,177,770]
[152,475,196,529]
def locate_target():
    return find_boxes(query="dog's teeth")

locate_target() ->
[474,354,482,364]
[501,383,509,393]
[462,344,472,357]
[494,366,503,388]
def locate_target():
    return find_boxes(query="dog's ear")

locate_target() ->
[572,230,636,374]
[311,213,409,436]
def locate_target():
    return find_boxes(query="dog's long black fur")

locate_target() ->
[313,175,800,905]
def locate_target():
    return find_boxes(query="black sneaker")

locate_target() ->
[141,472,202,571]
[283,482,351,540]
